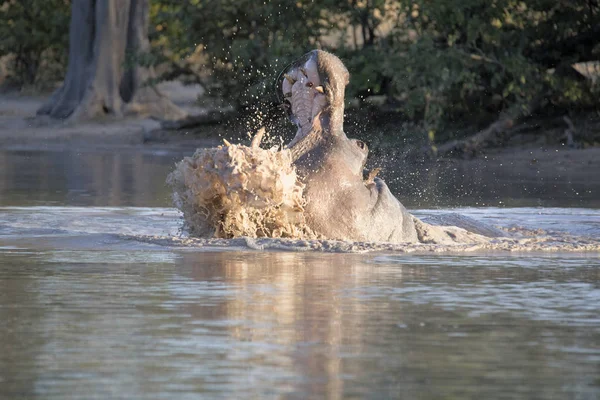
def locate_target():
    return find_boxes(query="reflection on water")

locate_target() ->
[0,148,183,207]
[0,147,599,208]
[0,250,599,399]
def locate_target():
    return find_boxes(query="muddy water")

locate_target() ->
[0,147,599,399]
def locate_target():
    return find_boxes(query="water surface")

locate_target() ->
[1,247,599,399]
[0,147,599,399]
[1,146,598,208]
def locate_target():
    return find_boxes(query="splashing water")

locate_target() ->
[163,134,599,252]
[167,143,318,239]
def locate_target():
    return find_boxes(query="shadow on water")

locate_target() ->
[0,250,599,399]
[381,156,600,209]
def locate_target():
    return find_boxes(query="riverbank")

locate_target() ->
[1,91,599,189]
[0,83,225,149]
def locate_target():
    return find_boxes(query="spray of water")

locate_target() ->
[166,136,318,240]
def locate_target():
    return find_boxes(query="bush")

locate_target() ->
[151,0,331,107]
[386,0,600,137]
[2,0,598,136]
[0,0,70,87]
[152,0,598,138]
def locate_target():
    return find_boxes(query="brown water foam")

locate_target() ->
[167,144,318,239]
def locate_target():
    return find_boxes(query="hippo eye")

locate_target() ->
[356,140,366,150]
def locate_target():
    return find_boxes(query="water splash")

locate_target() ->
[166,143,317,239]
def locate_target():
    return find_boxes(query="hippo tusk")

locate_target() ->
[314,86,325,94]
[284,74,296,84]
[365,168,381,185]
[223,138,231,147]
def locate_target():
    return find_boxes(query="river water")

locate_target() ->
[0,147,599,399]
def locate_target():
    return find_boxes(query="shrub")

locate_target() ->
[0,0,70,87]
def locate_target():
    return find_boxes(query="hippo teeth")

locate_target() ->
[282,57,327,147]
[365,168,381,184]
[284,74,296,85]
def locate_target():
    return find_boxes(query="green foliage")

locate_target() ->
[2,0,598,138]
[0,0,70,86]
[150,0,599,138]
[388,0,599,135]
[151,0,332,109]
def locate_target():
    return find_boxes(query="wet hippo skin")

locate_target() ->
[281,50,419,243]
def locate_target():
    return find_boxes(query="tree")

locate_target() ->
[385,0,600,155]
[37,0,183,121]
[152,0,341,108]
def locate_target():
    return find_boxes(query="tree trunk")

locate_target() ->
[37,0,184,121]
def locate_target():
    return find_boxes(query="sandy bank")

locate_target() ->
[0,82,223,149]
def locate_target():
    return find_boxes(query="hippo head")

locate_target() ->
[279,50,418,243]
[279,50,347,144]
[278,51,370,176]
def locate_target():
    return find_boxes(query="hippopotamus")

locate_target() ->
[279,50,419,243]
[277,50,509,244]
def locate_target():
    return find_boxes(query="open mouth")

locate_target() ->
[279,55,328,147]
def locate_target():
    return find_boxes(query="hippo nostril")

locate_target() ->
[356,140,366,150]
